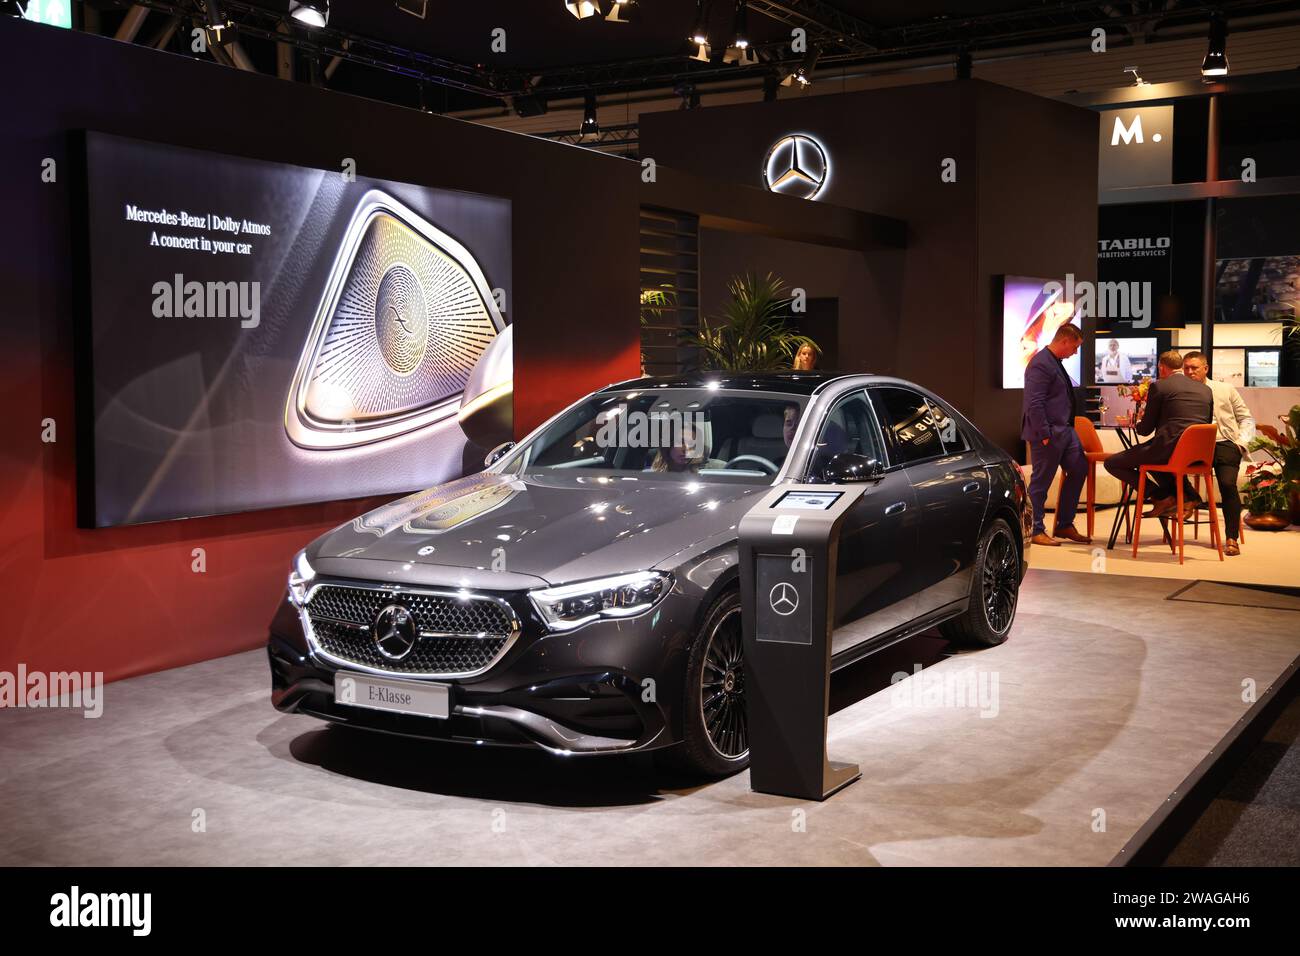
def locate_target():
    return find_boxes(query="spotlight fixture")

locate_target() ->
[1201,15,1229,77]
[730,1,748,50]
[1123,65,1147,86]
[605,0,639,24]
[723,44,757,66]
[690,41,711,63]
[204,0,228,39]
[289,1,329,28]
[566,0,602,20]
[955,48,972,80]
[689,0,709,46]
[793,44,819,87]
[581,94,598,135]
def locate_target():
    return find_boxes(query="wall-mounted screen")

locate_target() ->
[1247,349,1280,388]
[1216,256,1300,324]
[1000,275,1081,389]
[1094,337,1157,384]
[1212,348,1247,388]
[81,132,512,527]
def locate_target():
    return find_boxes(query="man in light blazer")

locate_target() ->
[1021,323,1089,547]
[1183,350,1253,555]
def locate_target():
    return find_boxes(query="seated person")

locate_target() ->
[782,403,801,449]
[648,422,710,473]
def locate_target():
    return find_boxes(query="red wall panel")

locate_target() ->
[0,20,640,688]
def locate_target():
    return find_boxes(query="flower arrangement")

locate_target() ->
[1245,403,1300,526]
[1115,376,1152,426]
[1242,463,1291,519]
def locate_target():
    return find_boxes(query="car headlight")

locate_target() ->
[288,549,316,608]
[528,571,671,632]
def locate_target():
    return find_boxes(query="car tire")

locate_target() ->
[657,588,750,779]
[940,518,1020,648]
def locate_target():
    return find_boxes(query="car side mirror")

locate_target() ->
[819,453,884,483]
[484,441,515,468]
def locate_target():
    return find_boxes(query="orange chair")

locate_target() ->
[1054,416,1112,540]
[1132,424,1223,564]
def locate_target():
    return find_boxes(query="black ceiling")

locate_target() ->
[93,1,1300,112]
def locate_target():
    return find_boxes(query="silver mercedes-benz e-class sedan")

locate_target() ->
[269,372,1031,776]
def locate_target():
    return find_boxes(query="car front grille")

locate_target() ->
[304,583,518,677]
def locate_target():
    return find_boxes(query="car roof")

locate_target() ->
[599,371,866,396]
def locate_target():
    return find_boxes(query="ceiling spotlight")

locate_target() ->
[955,48,972,80]
[793,44,819,87]
[689,0,709,46]
[289,1,329,28]
[204,0,228,39]
[1124,65,1147,86]
[566,0,602,20]
[690,41,711,63]
[605,0,639,24]
[1201,15,1229,77]
[723,44,757,66]
[730,1,749,50]
[581,94,598,135]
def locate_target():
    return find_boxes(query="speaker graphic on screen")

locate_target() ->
[285,190,507,449]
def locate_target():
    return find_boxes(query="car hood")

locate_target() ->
[308,470,766,588]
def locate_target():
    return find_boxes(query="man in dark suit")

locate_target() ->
[1104,350,1213,519]
[1022,323,1089,547]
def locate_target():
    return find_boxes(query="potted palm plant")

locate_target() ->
[682,272,816,371]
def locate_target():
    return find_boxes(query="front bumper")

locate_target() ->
[267,587,696,755]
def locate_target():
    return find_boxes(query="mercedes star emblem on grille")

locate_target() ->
[762,134,830,200]
[373,604,419,660]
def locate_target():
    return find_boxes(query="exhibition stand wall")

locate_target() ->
[0,17,641,686]
[641,80,1101,454]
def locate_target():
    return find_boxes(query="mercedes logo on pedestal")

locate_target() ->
[373,604,419,660]
[769,582,800,617]
[762,134,830,200]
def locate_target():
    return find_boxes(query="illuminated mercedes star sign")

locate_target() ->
[763,134,830,200]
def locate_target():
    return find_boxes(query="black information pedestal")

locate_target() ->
[738,483,866,800]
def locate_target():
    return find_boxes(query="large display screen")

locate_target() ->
[1094,337,1157,384]
[81,132,512,527]
[1216,256,1300,324]
[1000,275,1081,389]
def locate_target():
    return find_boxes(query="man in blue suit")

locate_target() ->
[1021,323,1089,546]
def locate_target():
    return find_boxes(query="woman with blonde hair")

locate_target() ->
[793,342,819,371]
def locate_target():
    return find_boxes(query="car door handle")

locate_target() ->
[962,481,980,494]
[884,501,907,516]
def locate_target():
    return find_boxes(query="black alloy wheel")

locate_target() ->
[701,606,747,759]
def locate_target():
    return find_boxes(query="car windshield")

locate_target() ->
[510,387,809,482]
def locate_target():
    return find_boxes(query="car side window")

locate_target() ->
[807,390,887,478]
[868,387,945,465]
[926,399,970,454]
